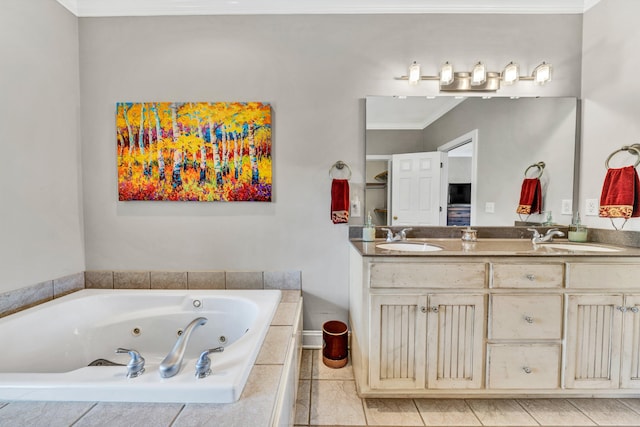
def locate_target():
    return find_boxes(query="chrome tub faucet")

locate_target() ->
[159,317,208,378]
[194,347,225,378]
[116,348,145,378]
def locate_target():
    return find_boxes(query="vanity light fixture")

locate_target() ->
[502,61,520,85]
[471,62,487,86]
[408,61,421,85]
[397,60,553,92]
[532,61,552,85]
[440,62,454,86]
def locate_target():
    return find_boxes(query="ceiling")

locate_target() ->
[57,0,600,17]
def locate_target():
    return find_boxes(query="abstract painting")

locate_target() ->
[116,102,272,201]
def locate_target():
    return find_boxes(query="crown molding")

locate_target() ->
[56,0,600,18]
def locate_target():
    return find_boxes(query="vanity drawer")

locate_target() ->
[492,263,564,288]
[370,262,486,288]
[567,263,640,289]
[487,344,561,389]
[490,295,562,339]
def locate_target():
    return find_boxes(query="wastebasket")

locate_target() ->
[322,320,348,368]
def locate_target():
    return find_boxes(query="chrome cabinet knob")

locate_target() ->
[525,274,535,281]
[420,306,427,313]
[524,315,534,324]
[522,366,532,374]
[431,306,439,313]
[630,306,639,313]
[617,306,627,312]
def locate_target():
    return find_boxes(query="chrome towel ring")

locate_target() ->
[605,144,640,169]
[329,161,352,179]
[524,161,545,178]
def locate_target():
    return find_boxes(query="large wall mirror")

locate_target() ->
[365,96,579,227]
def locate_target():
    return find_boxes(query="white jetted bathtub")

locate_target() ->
[0,289,281,403]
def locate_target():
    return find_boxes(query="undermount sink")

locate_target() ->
[376,242,444,252]
[536,243,621,253]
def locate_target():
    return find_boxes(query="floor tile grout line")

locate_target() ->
[616,397,640,416]
[410,398,428,427]
[565,398,599,426]
[513,399,542,426]
[360,393,369,426]
[465,399,488,426]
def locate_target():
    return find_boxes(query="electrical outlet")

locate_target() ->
[585,198,599,216]
[561,199,573,215]
[485,202,495,213]
[350,198,361,217]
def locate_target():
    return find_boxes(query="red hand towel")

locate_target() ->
[516,178,542,215]
[331,179,350,224]
[599,166,640,218]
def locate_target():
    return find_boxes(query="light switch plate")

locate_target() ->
[485,202,495,213]
[561,199,572,215]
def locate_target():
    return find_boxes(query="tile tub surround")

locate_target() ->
[0,272,84,318]
[1,270,302,317]
[0,290,302,426]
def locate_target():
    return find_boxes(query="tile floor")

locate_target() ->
[294,349,640,426]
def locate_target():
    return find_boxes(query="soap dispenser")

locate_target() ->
[568,212,588,242]
[362,211,376,242]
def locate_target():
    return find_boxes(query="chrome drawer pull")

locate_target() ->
[522,366,532,374]
[524,315,534,324]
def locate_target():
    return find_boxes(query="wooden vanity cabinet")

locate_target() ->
[350,247,640,398]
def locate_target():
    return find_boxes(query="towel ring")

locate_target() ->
[524,161,545,178]
[605,145,640,169]
[329,161,352,180]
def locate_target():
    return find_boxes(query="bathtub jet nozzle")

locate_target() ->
[159,317,208,379]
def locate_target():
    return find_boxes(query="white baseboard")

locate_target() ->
[302,330,323,349]
[302,330,351,349]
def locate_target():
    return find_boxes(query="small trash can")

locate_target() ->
[322,320,348,368]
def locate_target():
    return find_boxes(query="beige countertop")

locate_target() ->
[350,238,640,257]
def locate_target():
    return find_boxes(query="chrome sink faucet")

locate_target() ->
[159,317,208,378]
[382,228,413,242]
[381,227,413,242]
[528,228,565,244]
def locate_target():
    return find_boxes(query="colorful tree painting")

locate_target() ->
[116,102,272,202]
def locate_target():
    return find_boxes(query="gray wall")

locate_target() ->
[0,0,83,293]
[423,98,577,225]
[78,14,582,329]
[581,0,640,231]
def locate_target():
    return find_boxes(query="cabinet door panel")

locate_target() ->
[565,294,623,389]
[427,294,485,389]
[370,295,427,389]
[621,295,640,389]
